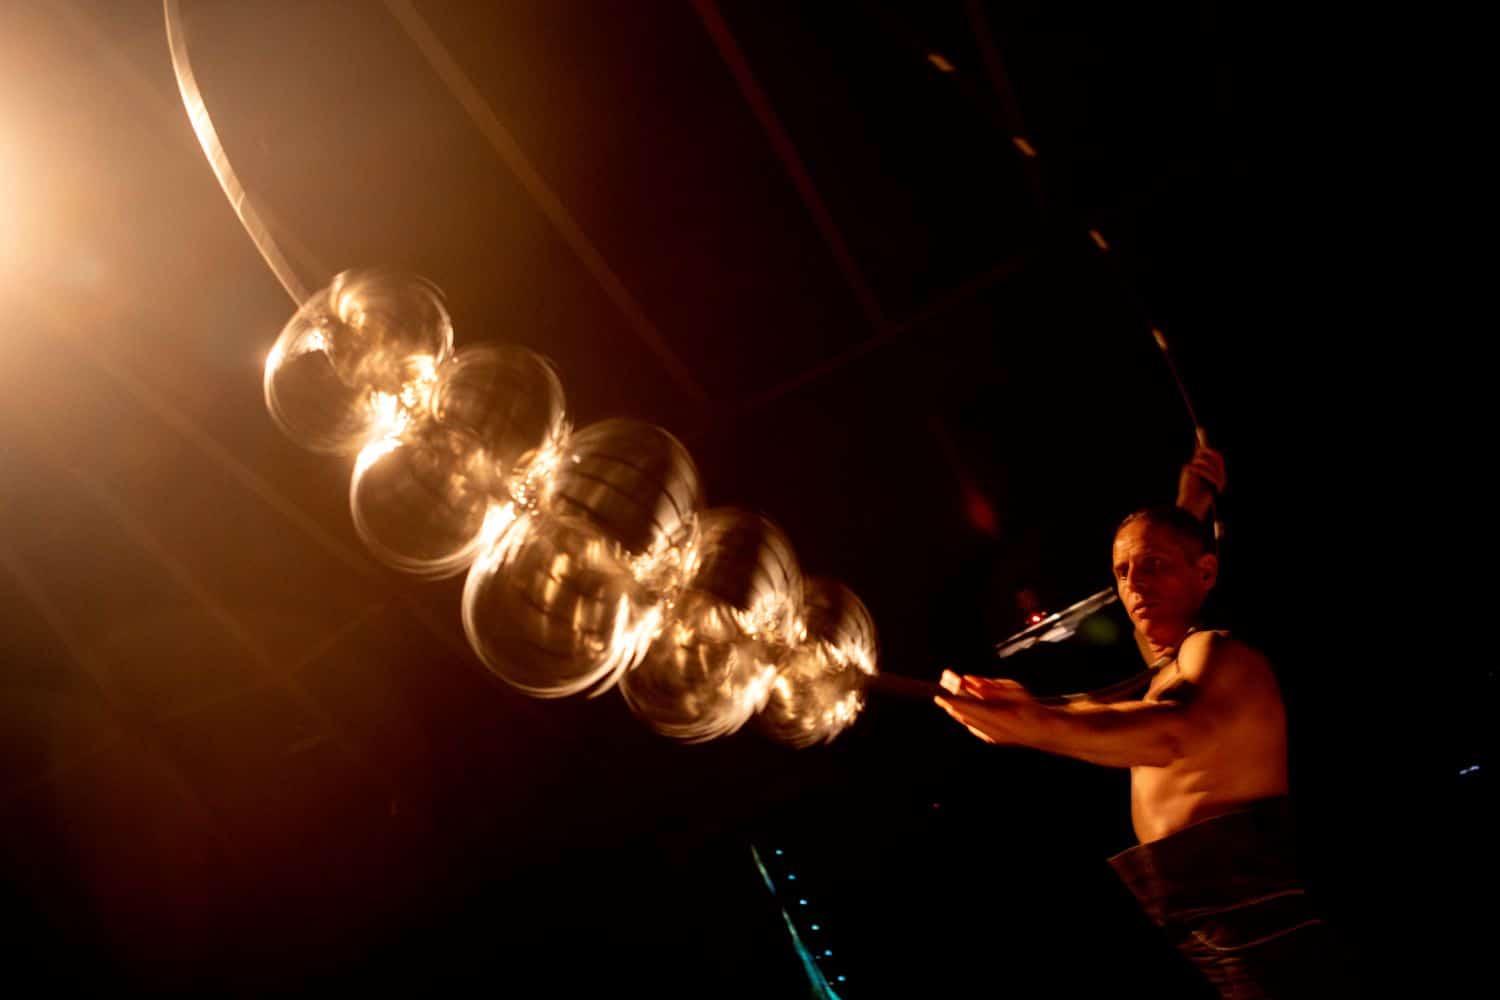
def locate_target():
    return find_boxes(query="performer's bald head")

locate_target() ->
[1115,505,1213,558]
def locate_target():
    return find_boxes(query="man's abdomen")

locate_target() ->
[1132,749,1289,844]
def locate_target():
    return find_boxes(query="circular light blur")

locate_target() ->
[463,512,662,699]
[683,508,802,640]
[757,577,877,748]
[542,418,702,590]
[621,590,778,742]
[621,509,802,741]
[264,269,452,453]
[432,343,566,472]
[349,422,500,578]
[320,269,451,393]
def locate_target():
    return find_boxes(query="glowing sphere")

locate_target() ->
[462,512,662,698]
[541,419,702,590]
[349,423,504,579]
[621,509,802,741]
[431,344,566,469]
[349,343,567,577]
[682,508,803,639]
[758,577,878,748]
[264,269,452,453]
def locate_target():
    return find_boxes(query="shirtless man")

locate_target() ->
[936,445,1356,998]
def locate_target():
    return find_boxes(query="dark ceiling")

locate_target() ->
[0,1,1481,996]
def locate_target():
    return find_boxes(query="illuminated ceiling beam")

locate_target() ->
[961,0,1051,208]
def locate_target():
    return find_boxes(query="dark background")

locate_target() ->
[0,2,1477,996]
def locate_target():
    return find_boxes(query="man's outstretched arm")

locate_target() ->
[935,632,1245,768]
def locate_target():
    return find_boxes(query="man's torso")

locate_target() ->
[1129,632,1290,843]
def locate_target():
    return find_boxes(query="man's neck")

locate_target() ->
[1138,625,1194,665]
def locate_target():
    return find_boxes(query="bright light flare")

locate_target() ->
[0,107,56,291]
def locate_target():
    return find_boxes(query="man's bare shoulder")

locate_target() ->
[1160,631,1287,760]
[1177,630,1275,688]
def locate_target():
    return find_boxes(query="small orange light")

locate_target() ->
[927,53,955,73]
[1012,136,1038,158]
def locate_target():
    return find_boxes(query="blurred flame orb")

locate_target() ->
[758,577,878,748]
[542,419,703,591]
[264,269,453,454]
[349,423,499,579]
[682,508,803,638]
[463,512,662,698]
[260,272,880,743]
[462,420,699,699]
[621,509,803,742]
[319,270,452,394]
[432,344,567,467]
[349,344,567,578]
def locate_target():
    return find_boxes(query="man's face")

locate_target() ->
[1111,519,1216,644]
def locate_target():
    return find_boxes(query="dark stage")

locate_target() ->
[0,2,1479,996]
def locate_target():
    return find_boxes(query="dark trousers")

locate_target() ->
[1109,797,1361,999]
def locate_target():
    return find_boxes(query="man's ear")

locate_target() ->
[1196,551,1219,589]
